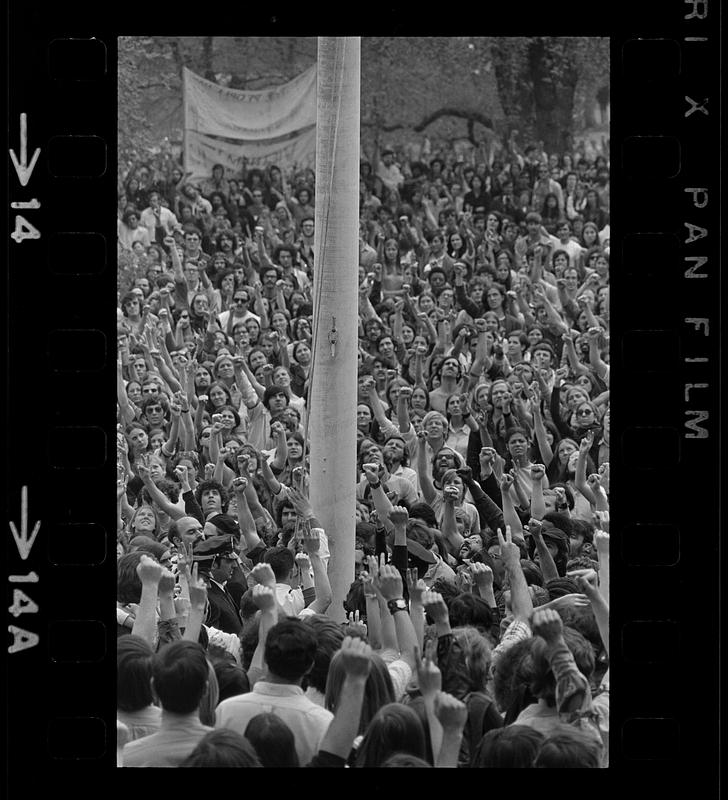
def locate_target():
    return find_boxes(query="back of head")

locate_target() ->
[180,729,262,768]
[212,659,249,703]
[380,753,433,767]
[533,724,602,768]
[151,640,209,714]
[449,594,494,633]
[117,635,154,712]
[449,626,492,692]
[529,626,595,705]
[492,636,537,716]
[128,536,167,561]
[244,712,300,768]
[264,618,317,682]
[325,649,395,735]
[472,725,544,768]
[263,545,295,582]
[354,703,426,767]
[408,501,438,528]
[117,552,144,605]
[304,616,345,695]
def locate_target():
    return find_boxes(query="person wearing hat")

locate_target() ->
[194,535,244,636]
[203,513,247,610]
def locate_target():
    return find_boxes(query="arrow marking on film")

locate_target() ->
[9,113,41,187]
[9,486,41,561]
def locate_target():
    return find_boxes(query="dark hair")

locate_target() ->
[263,618,317,681]
[448,593,495,633]
[244,712,300,768]
[117,635,155,712]
[214,267,236,290]
[180,729,262,768]
[263,545,295,582]
[408,502,438,528]
[533,724,602,768]
[127,536,168,561]
[151,641,209,714]
[326,650,395,736]
[381,753,433,767]
[303,616,345,695]
[343,578,368,618]
[117,552,145,604]
[212,659,250,703]
[194,479,229,513]
[472,725,544,768]
[544,577,580,600]
[354,703,427,767]
[529,626,595,706]
[492,637,537,717]
[519,559,544,587]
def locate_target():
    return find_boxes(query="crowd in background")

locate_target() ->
[116,130,611,768]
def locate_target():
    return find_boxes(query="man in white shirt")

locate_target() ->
[376,149,405,196]
[218,288,260,332]
[548,220,584,267]
[140,191,179,242]
[216,617,333,766]
[264,546,306,617]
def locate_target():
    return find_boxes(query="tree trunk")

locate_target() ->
[529,39,577,154]
[201,36,215,81]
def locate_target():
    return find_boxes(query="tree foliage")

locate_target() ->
[118,36,609,170]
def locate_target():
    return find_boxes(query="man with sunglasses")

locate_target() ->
[218,290,260,332]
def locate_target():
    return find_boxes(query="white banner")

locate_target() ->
[186,127,317,183]
[183,65,317,140]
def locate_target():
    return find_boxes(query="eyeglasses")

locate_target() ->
[146,406,162,414]
[233,297,248,303]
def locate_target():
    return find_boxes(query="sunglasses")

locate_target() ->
[233,297,248,303]
[576,408,594,416]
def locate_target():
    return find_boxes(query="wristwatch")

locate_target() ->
[387,597,408,615]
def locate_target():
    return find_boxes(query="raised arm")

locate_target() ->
[314,637,372,762]
[246,582,279,687]
[529,462,547,520]
[131,555,164,647]
[269,421,288,471]
[375,564,418,672]
[301,526,332,614]
[415,435,437,505]
[232,476,263,554]
[575,431,598,505]
[527,518,560,583]
[498,473,525,543]
[137,460,185,520]
[587,326,609,383]
[499,525,533,622]
[440,485,466,555]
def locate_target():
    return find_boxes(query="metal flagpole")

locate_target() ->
[308,37,360,621]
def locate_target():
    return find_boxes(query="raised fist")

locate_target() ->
[387,506,409,526]
[530,463,546,481]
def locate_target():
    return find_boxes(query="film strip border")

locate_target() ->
[612,3,721,772]
[6,34,118,769]
[2,5,723,782]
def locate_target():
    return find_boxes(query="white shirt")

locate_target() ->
[140,206,179,239]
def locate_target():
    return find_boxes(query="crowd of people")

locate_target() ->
[116,131,611,768]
